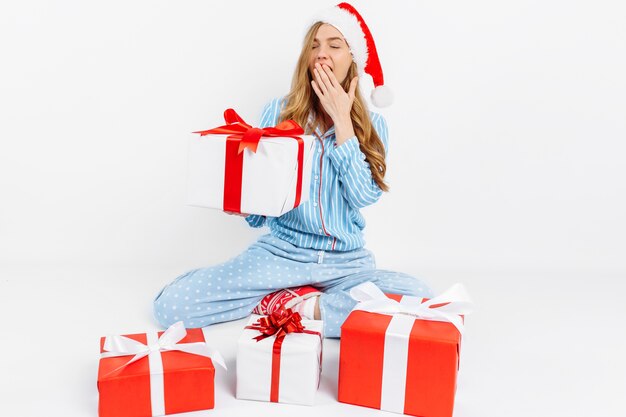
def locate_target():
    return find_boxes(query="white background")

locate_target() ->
[0,1,625,417]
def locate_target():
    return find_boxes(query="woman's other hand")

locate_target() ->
[225,211,250,217]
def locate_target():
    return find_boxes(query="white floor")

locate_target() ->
[0,266,624,417]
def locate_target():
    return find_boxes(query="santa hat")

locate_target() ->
[309,2,393,107]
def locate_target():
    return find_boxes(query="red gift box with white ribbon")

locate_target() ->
[338,282,473,417]
[97,322,226,417]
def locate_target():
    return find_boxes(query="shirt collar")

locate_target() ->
[307,112,336,138]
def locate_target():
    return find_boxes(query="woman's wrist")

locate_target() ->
[334,115,355,145]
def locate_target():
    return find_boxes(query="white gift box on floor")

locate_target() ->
[187,132,315,217]
[236,315,324,406]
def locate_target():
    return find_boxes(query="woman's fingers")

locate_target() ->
[311,79,323,99]
[313,67,329,95]
[311,64,358,121]
[319,63,338,88]
[315,63,336,91]
[348,76,358,101]
[225,211,249,217]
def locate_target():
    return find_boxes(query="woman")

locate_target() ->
[154,3,433,338]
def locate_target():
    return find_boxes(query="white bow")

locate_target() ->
[350,282,474,334]
[101,321,227,375]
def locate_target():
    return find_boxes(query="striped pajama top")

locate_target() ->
[245,97,389,252]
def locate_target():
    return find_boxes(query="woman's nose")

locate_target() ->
[315,46,330,60]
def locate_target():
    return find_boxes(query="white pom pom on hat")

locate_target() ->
[370,84,394,108]
[309,2,393,107]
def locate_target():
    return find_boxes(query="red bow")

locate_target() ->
[246,307,321,403]
[193,108,304,154]
[246,307,309,342]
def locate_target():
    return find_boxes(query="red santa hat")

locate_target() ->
[309,2,393,107]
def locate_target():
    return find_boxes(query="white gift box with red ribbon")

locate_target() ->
[236,315,324,406]
[187,109,315,217]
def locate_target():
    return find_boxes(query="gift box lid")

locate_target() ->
[342,292,462,344]
[98,328,216,381]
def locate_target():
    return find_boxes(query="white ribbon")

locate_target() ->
[349,281,473,335]
[100,321,226,416]
[349,282,473,414]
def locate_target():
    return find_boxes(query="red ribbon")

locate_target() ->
[245,307,322,403]
[193,109,306,214]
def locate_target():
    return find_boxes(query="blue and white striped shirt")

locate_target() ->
[245,97,389,251]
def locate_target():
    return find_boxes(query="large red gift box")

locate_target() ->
[338,283,471,417]
[97,323,225,417]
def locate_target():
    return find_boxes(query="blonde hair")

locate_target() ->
[278,21,389,192]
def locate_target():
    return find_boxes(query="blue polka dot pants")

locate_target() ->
[153,234,433,338]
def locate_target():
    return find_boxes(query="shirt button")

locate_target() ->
[314,175,319,180]
[313,202,318,207]
[318,228,323,233]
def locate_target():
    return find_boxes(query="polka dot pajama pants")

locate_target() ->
[153,234,433,338]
